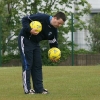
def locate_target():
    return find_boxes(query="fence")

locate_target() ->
[59,54,100,66]
[2,54,100,66]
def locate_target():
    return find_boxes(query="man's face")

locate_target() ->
[51,17,64,28]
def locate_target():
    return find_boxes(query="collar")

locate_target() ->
[49,16,52,22]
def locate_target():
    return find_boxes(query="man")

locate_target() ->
[18,12,66,94]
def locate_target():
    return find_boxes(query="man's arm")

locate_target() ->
[49,37,58,48]
[22,16,32,33]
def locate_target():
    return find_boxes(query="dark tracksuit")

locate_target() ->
[18,13,58,93]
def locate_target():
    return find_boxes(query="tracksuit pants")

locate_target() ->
[18,35,44,93]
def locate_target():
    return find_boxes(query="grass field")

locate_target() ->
[0,66,100,100]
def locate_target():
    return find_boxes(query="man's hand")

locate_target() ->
[30,28,39,35]
[51,59,60,63]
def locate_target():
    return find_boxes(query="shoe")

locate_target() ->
[34,89,48,94]
[25,89,35,94]
[25,89,48,94]
[41,89,49,94]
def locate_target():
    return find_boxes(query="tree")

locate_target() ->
[86,13,100,53]
[0,0,22,55]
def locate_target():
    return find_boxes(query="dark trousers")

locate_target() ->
[18,35,44,93]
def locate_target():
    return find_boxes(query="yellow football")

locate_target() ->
[30,21,42,33]
[48,47,61,60]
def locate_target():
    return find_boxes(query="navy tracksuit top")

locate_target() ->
[20,13,58,48]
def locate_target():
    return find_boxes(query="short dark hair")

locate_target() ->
[53,12,66,22]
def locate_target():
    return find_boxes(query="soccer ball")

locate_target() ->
[48,47,61,61]
[30,21,42,33]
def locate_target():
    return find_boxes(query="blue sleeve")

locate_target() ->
[22,16,32,33]
[22,13,43,33]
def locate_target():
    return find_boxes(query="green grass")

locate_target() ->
[0,66,100,100]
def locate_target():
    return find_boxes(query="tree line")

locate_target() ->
[1,0,99,65]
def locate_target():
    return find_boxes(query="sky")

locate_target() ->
[87,0,100,9]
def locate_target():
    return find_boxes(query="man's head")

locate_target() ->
[50,12,66,28]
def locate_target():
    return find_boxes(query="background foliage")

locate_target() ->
[86,13,100,53]
[0,0,91,65]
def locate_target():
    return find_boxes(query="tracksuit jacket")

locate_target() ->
[20,13,58,49]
